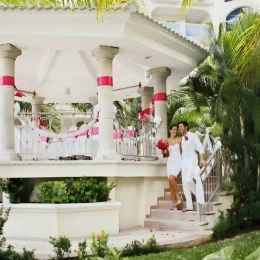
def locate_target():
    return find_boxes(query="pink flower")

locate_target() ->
[184,136,188,141]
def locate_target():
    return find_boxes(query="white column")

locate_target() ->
[31,96,44,114]
[149,67,171,147]
[137,86,154,111]
[0,44,21,161]
[91,45,120,160]
[137,86,154,122]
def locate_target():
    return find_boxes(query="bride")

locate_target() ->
[162,124,182,210]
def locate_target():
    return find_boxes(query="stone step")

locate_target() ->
[144,217,208,232]
[150,208,199,221]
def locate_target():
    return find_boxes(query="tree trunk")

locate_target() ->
[239,105,250,170]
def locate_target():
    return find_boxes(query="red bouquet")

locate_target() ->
[156,139,169,150]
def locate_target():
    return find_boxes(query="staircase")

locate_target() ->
[144,149,233,232]
[144,178,216,231]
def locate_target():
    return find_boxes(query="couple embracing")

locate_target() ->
[162,121,207,212]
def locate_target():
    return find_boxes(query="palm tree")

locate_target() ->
[184,12,260,196]
[0,0,146,20]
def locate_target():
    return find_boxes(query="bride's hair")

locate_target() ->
[169,124,178,130]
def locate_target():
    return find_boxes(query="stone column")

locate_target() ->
[137,86,154,122]
[91,45,120,160]
[31,96,44,114]
[0,44,21,162]
[137,86,154,111]
[149,67,171,145]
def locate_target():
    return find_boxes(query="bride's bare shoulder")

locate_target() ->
[177,138,182,144]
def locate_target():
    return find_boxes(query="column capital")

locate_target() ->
[0,44,22,60]
[31,96,45,105]
[137,86,154,96]
[149,67,171,79]
[91,45,119,60]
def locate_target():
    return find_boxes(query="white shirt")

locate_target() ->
[181,131,204,160]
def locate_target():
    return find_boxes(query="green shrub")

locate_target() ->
[37,181,69,204]
[213,201,252,239]
[37,177,116,204]
[66,177,116,203]
[49,236,72,260]
[51,230,125,260]
[121,235,168,257]
[0,178,34,203]
[0,245,35,260]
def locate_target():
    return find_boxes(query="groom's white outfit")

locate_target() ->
[181,131,205,210]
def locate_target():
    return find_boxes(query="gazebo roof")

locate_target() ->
[0,4,208,102]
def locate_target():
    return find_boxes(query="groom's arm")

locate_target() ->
[193,134,207,166]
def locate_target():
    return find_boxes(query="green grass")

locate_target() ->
[131,231,260,260]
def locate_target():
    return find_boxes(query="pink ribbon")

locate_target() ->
[126,130,136,138]
[140,108,153,122]
[40,136,49,142]
[97,76,113,87]
[114,132,123,139]
[91,127,99,135]
[151,96,154,105]
[154,93,167,102]
[0,76,15,86]
[15,91,25,97]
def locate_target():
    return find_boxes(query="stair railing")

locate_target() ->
[197,146,223,222]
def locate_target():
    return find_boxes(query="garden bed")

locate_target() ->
[2,202,121,239]
[131,230,260,260]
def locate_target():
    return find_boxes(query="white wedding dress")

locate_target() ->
[167,144,182,178]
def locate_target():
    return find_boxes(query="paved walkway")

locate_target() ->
[6,227,213,259]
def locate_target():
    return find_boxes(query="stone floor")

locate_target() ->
[6,227,213,259]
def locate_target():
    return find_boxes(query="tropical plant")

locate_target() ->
[171,13,260,204]
[71,103,93,113]
[17,101,62,132]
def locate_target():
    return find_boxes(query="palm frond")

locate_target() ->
[71,103,93,113]
[180,0,195,15]
[234,12,260,80]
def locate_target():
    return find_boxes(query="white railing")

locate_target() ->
[15,112,157,161]
[197,147,231,222]
[115,115,157,160]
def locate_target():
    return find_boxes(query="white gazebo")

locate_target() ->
[0,5,227,256]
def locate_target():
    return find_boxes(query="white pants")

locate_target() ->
[182,158,205,210]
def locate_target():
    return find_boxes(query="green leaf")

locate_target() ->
[202,246,234,260]
[245,247,260,260]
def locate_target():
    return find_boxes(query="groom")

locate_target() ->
[178,121,207,212]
